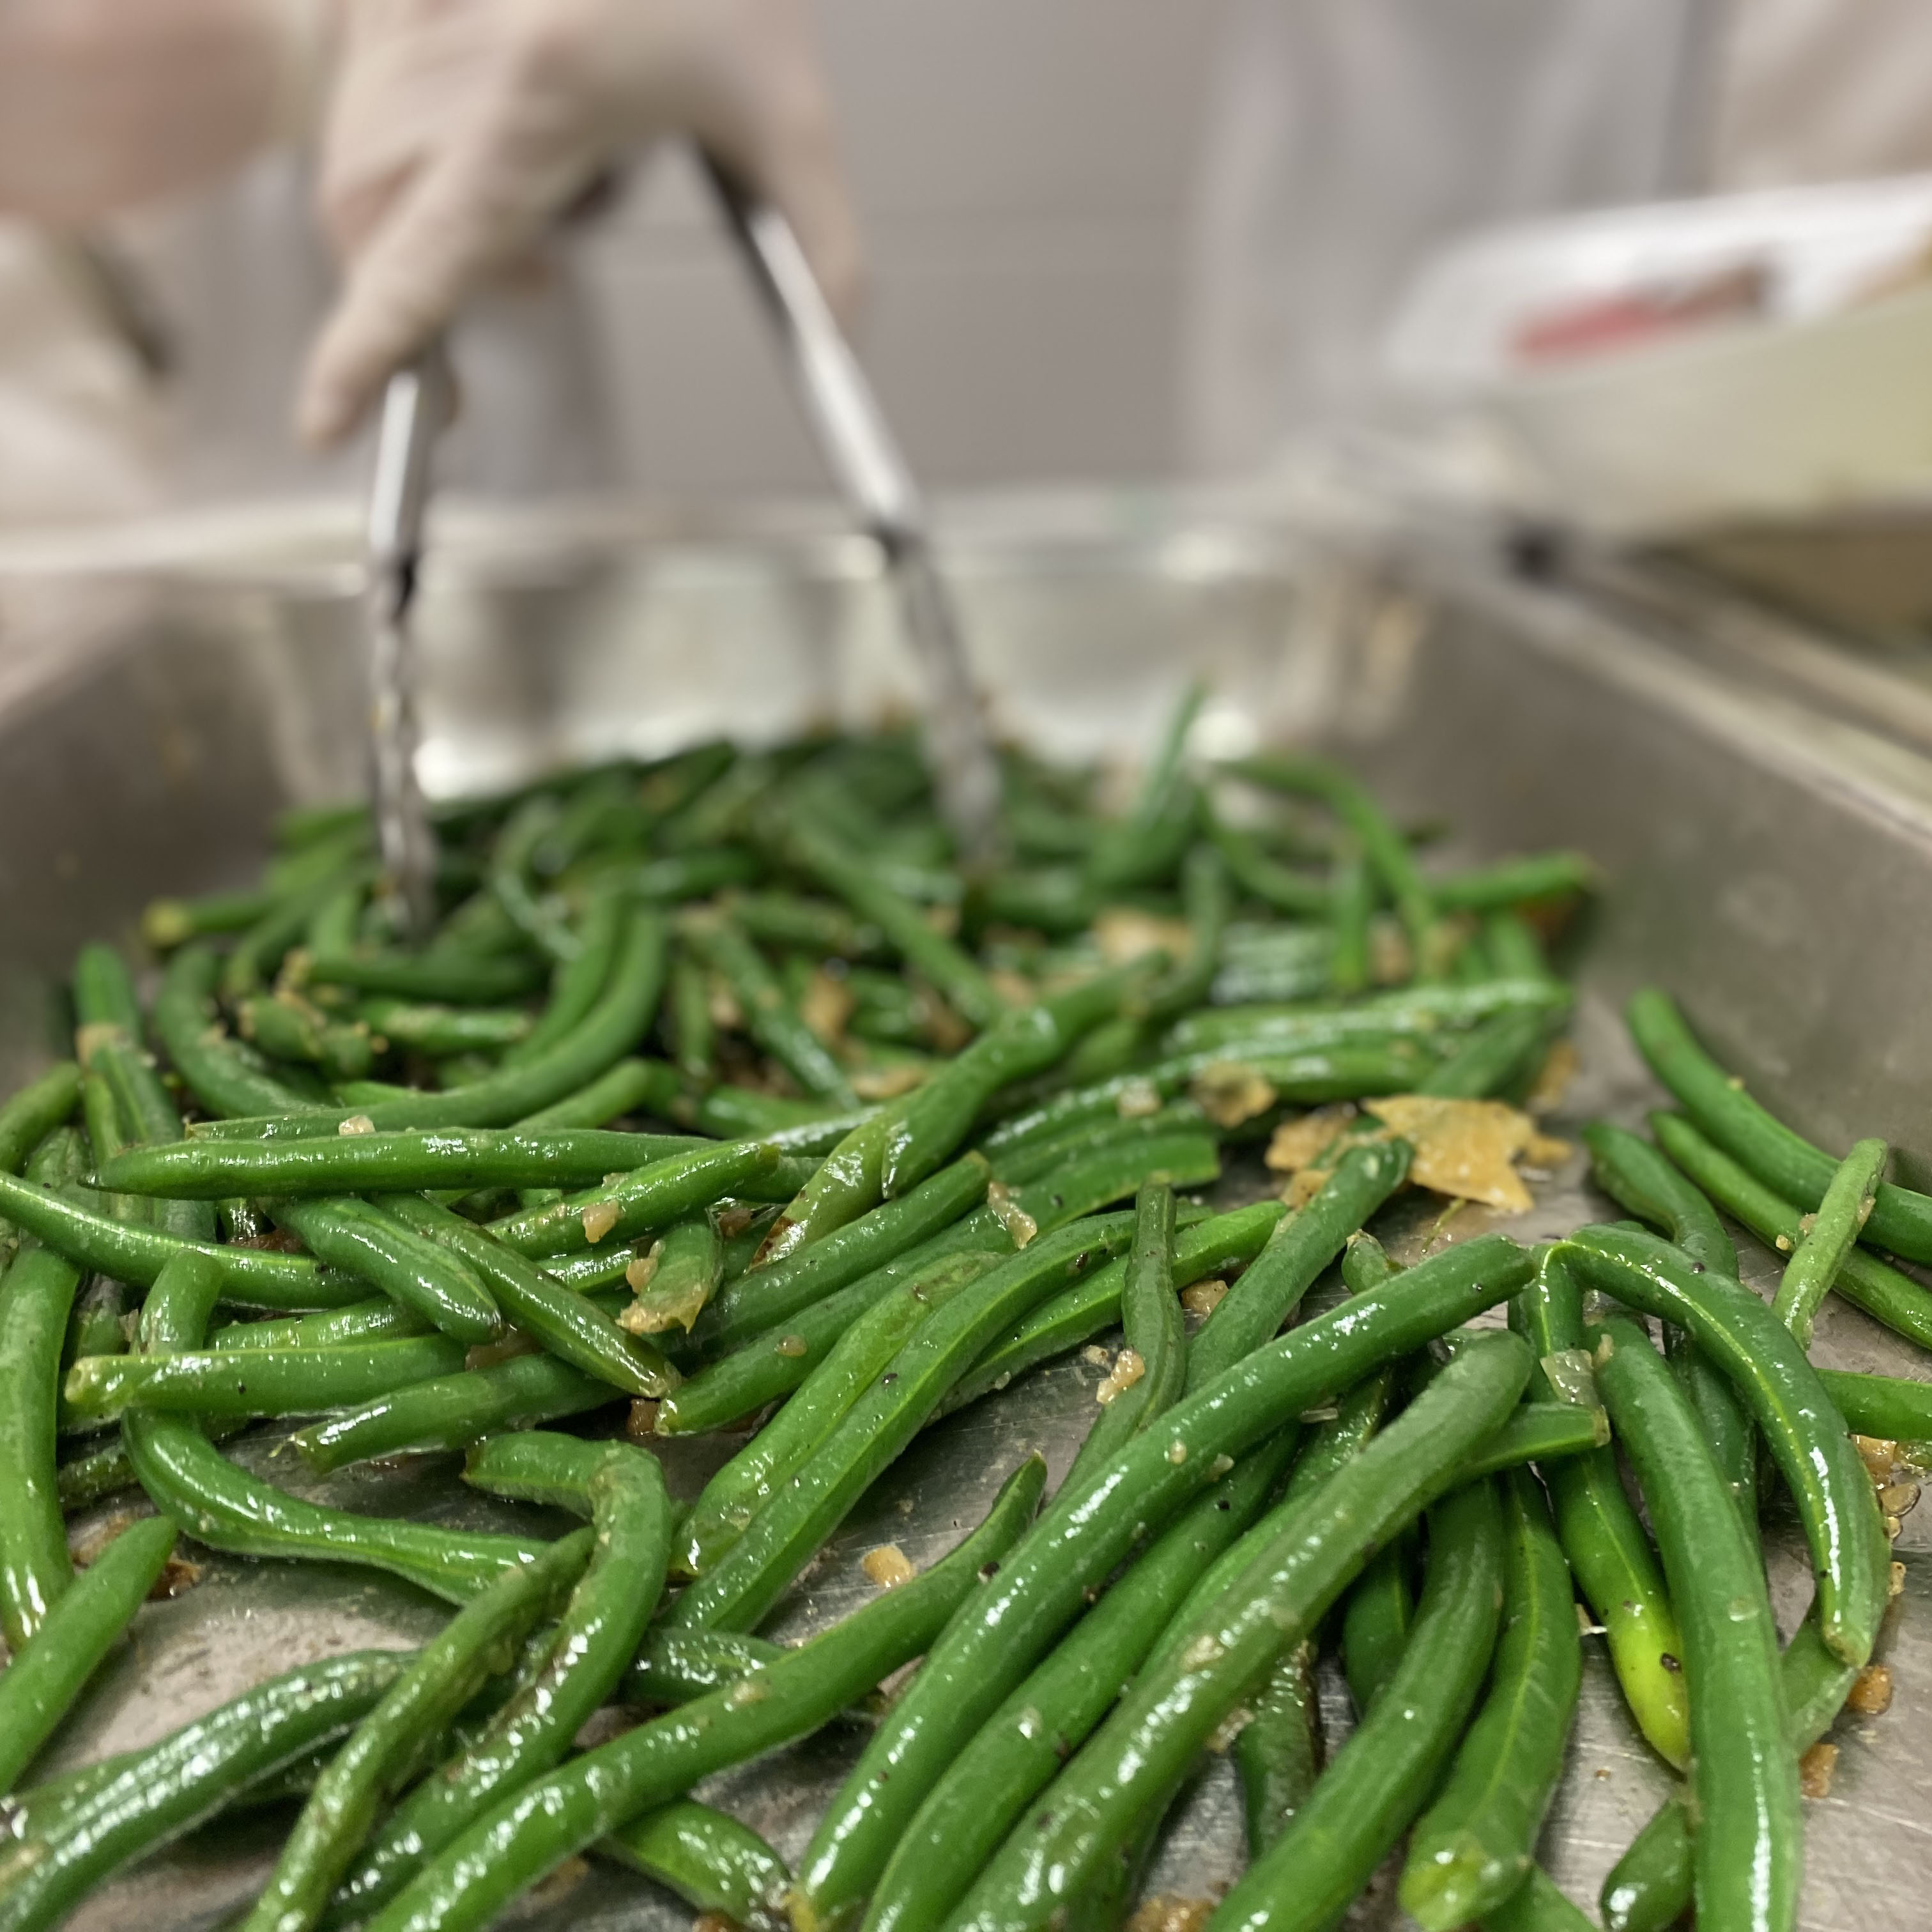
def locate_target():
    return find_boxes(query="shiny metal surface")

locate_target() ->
[709,162,1001,861]
[366,349,455,938]
[3,490,1929,1928]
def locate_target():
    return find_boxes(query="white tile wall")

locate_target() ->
[574,1,1227,496]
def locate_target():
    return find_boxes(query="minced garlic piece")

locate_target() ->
[581,1200,620,1243]
[862,1544,917,1590]
[1096,1348,1147,1406]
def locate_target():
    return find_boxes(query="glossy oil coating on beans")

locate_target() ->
[1628,986,1932,1263]
[122,1254,546,1601]
[599,1800,788,1923]
[1186,1137,1411,1390]
[356,1456,1048,1932]
[1588,1312,1799,1932]
[0,1652,411,1932]
[63,1333,466,1420]
[291,1351,613,1473]
[268,1197,501,1343]
[379,1193,677,1397]
[861,1434,1298,1932]
[1206,1483,1506,1932]
[1774,1135,1887,1347]
[0,1169,351,1308]
[1558,1226,1889,1667]
[0,1516,177,1797]
[1400,1468,1582,1929]
[1340,1541,1414,1715]
[237,1529,595,1932]
[670,1213,1140,1632]
[100,1127,710,1200]
[1650,1110,1932,1351]
[944,1335,1531,1932]
[0,1245,81,1652]
[793,1235,1533,1929]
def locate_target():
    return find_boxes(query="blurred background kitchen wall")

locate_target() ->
[574,0,1225,495]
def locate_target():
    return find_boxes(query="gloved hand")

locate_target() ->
[0,0,332,223]
[298,0,861,445]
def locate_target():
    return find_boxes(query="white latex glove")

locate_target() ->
[298,0,861,445]
[0,0,332,224]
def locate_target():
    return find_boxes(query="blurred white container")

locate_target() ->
[1383,174,1932,537]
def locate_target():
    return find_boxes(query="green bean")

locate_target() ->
[238,992,378,1083]
[239,1527,594,1932]
[882,971,1147,1200]
[123,1253,545,1600]
[693,1087,864,1144]
[677,1248,1007,1577]
[484,1137,782,1262]
[1341,1540,1414,1713]
[1775,1135,1887,1346]
[1510,1248,1689,1767]
[781,817,1006,1030]
[938,1195,1273,1416]
[1588,1312,1799,1932]
[1487,1869,1599,1932]
[1651,1110,1932,1350]
[303,948,546,1005]
[62,1275,125,1376]
[216,1299,429,1351]
[618,1627,784,1707]
[670,1213,1141,1631]
[0,1515,176,1797]
[1166,979,1565,1057]
[142,887,277,951]
[379,1193,677,1396]
[793,1234,1534,1926]
[599,1801,787,1924]
[983,1107,1208,1189]
[1561,1224,1889,1666]
[1204,818,1330,918]
[486,795,579,963]
[56,1435,175,1511]
[970,866,1099,937]
[945,1337,1530,1932]
[501,894,625,1068]
[1817,1365,1932,1441]
[1233,1643,1322,1860]
[515,1056,680,1131]
[0,1246,81,1650]
[1629,986,1932,1262]
[1555,1158,1756,1534]
[624,1213,723,1335]
[684,910,856,1103]
[1206,1483,1506,1932]
[291,1351,614,1474]
[202,908,668,1140]
[599,848,762,905]
[753,1105,901,1268]
[79,1062,145,1232]
[153,943,319,1119]
[1329,836,1372,993]
[1340,1230,1395,1295]
[1458,1400,1607,1480]
[268,1197,499,1343]
[102,1126,706,1200]
[1062,1181,1181,1492]
[1188,1137,1411,1388]
[1084,684,1202,890]
[1228,753,1441,976]
[862,1433,1298,1932]
[691,1153,990,1353]
[224,864,371,1003]
[0,1651,412,1932]
[666,951,716,1086]
[355,1454,1046,1932]
[1416,1008,1554,1100]
[1600,1609,1857,1932]
[358,999,532,1056]
[64,1333,466,1420]
[1430,852,1595,911]
[1401,1468,1581,1928]
[331,1443,671,1923]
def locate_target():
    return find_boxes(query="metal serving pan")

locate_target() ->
[2,488,1927,1929]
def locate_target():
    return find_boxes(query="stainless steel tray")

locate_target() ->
[4,489,1929,1929]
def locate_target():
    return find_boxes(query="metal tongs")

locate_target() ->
[365,345,455,941]
[706,159,1002,867]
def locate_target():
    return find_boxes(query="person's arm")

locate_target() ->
[0,0,331,224]
[296,0,862,446]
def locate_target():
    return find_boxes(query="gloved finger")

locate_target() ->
[296,111,588,444]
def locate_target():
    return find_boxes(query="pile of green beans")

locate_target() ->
[20,713,1926,1932]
